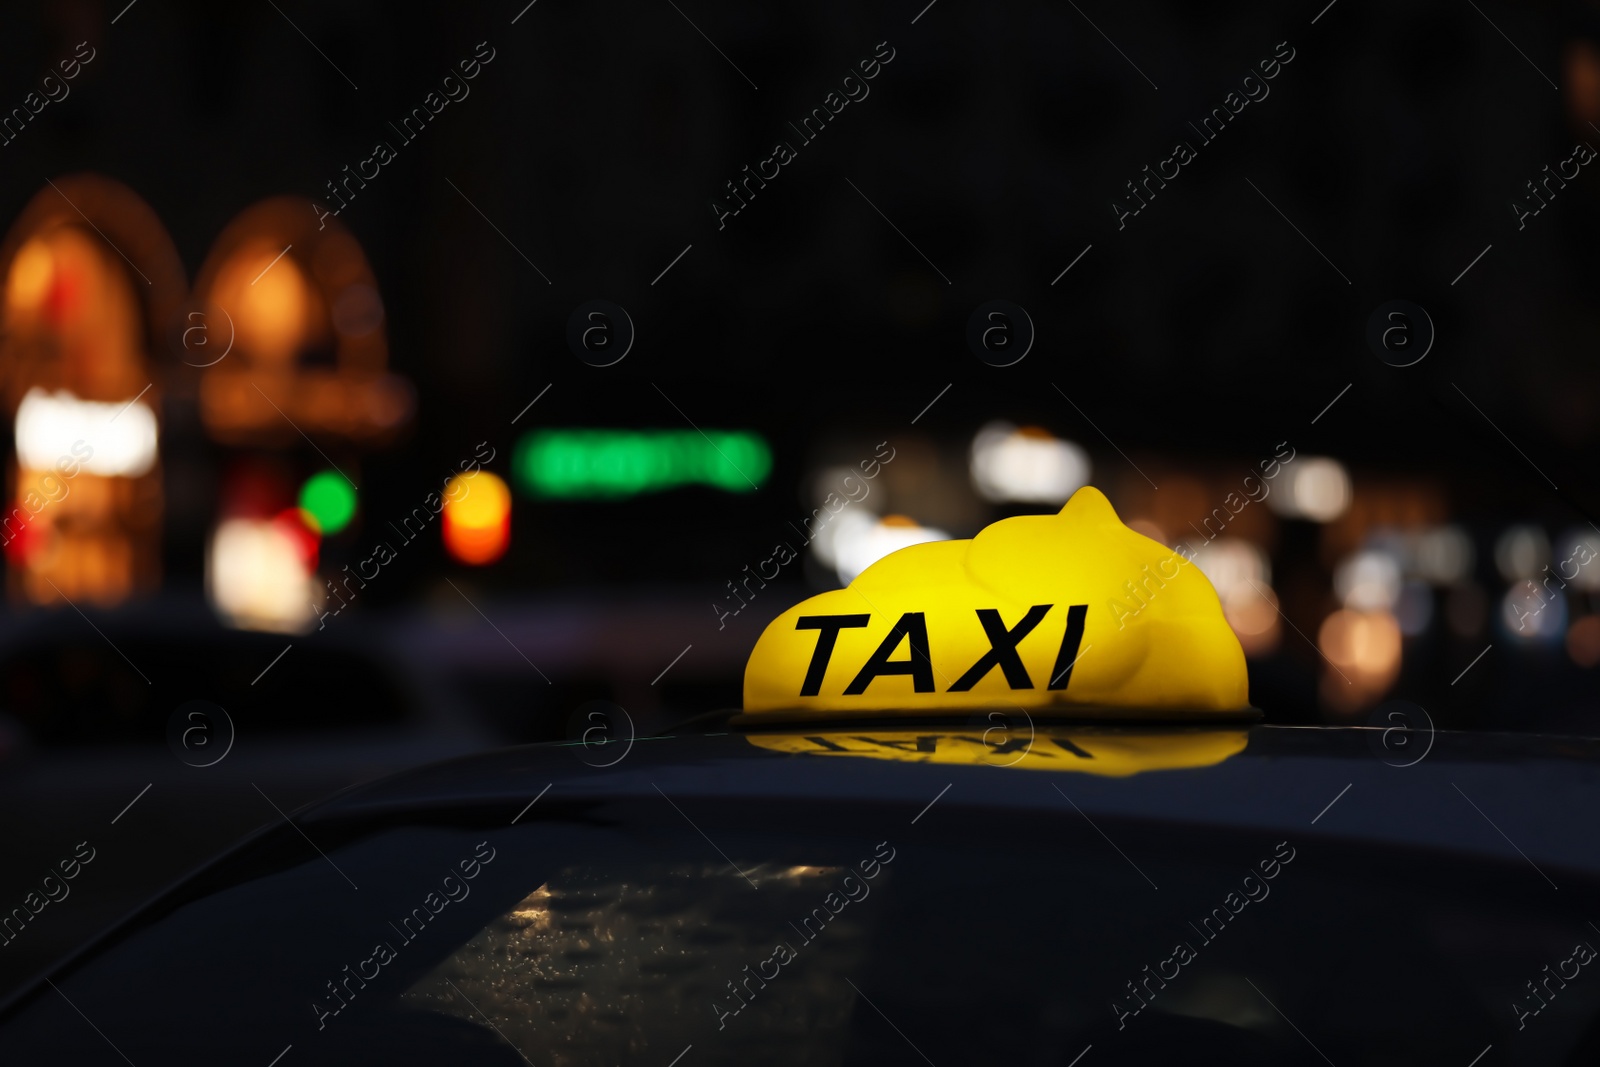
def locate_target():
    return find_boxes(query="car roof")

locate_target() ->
[298,722,1600,882]
[3,720,1594,1027]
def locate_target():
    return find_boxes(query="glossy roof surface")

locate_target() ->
[302,722,1600,881]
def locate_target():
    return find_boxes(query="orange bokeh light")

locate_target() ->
[1318,608,1402,712]
[442,471,511,565]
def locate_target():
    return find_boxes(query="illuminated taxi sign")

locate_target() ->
[742,486,1250,717]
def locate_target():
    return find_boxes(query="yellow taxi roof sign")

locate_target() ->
[742,486,1251,718]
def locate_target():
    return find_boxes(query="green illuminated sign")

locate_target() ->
[299,470,357,534]
[513,429,772,499]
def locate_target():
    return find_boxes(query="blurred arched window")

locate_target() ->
[0,175,185,606]
[191,200,411,633]
[192,198,411,446]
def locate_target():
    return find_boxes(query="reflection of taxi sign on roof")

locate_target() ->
[747,727,1249,775]
[743,486,1251,718]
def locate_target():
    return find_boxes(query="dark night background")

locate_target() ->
[0,0,1597,1000]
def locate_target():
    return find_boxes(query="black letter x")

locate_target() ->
[947,604,1053,691]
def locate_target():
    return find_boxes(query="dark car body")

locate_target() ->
[2,719,1598,1065]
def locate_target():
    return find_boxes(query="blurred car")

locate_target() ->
[0,713,1597,1065]
[0,597,432,749]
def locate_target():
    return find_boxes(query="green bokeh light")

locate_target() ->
[299,470,357,534]
[513,430,771,499]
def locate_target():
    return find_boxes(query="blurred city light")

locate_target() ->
[1188,538,1279,655]
[1500,582,1566,641]
[272,506,320,570]
[193,199,411,446]
[513,429,771,499]
[1319,608,1402,708]
[298,470,357,535]
[1568,615,1600,667]
[228,241,313,362]
[833,514,949,585]
[5,237,53,313]
[443,470,511,565]
[968,421,1090,505]
[1557,527,1600,590]
[1222,583,1282,657]
[15,387,157,477]
[1268,456,1350,522]
[0,186,179,608]
[1334,549,1403,611]
[1494,525,1549,581]
[808,507,876,571]
[1411,525,1474,584]
[1190,537,1269,595]
[207,514,319,634]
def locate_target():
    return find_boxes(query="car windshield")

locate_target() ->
[4,792,1598,1066]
